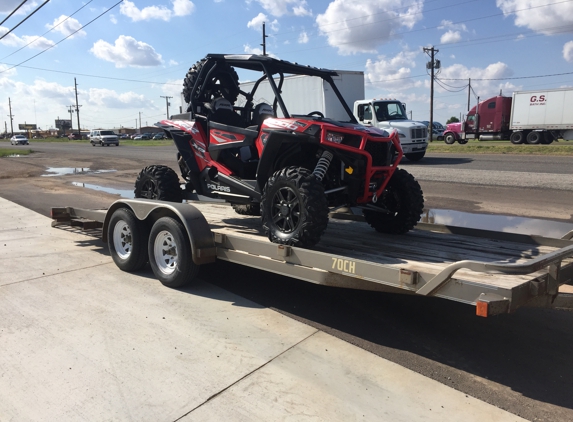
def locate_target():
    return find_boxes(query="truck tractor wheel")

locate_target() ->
[405,151,426,161]
[526,131,542,145]
[134,165,183,202]
[261,166,329,248]
[232,203,261,216]
[148,217,198,288]
[108,208,149,272]
[510,131,525,144]
[458,139,468,144]
[444,134,456,144]
[183,59,240,110]
[363,168,424,234]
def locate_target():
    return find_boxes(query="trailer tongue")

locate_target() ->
[51,199,573,317]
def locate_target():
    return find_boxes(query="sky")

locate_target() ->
[1,0,573,132]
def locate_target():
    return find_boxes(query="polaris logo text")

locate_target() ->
[207,183,231,193]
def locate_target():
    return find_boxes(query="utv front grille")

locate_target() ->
[365,141,392,167]
[341,134,362,149]
[411,127,427,140]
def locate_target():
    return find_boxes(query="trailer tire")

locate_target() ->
[405,151,425,161]
[542,131,555,144]
[526,131,542,145]
[183,59,240,111]
[510,131,525,144]
[363,168,424,234]
[134,165,182,202]
[261,166,329,248]
[148,217,198,288]
[232,203,261,216]
[108,208,149,272]
[444,134,456,144]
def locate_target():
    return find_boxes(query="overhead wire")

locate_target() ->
[0,0,50,41]
[0,0,29,26]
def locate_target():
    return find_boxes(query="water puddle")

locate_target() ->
[422,208,573,239]
[42,167,117,177]
[71,182,134,198]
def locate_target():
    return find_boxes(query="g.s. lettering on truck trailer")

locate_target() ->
[443,87,573,144]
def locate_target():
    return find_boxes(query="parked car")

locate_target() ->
[419,121,445,140]
[119,134,129,139]
[10,135,29,145]
[133,134,151,140]
[152,133,165,139]
[89,129,119,146]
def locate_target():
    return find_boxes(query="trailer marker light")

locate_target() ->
[476,301,488,317]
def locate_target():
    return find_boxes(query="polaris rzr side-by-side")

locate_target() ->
[134,54,424,247]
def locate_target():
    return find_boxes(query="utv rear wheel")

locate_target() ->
[108,208,149,272]
[148,217,198,288]
[232,203,261,216]
[363,168,424,234]
[134,165,182,202]
[405,151,425,161]
[183,59,240,110]
[261,167,328,248]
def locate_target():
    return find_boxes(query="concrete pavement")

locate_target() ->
[0,197,525,421]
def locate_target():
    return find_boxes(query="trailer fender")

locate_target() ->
[102,198,216,265]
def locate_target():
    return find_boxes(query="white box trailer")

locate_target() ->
[237,71,365,121]
[510,88,573,141]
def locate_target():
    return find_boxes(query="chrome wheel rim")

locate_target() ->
[153,230,178,275]
[113,220,132,260]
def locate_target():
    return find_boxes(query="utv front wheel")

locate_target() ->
[363,168,424,234]
[261,167,328,248]
[134,165,182,202]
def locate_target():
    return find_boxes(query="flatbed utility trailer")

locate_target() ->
[51,198,573,317]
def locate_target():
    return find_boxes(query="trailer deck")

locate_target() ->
[51,199,573,317]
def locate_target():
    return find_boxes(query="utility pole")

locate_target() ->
[423,46,440,142]
[8,97,14,136]
[261,22,268,56]
[467,78,471,111]
[74,78,82,137]
[138,112,142,132]
[67,105,75,131]
[160,96,172,118]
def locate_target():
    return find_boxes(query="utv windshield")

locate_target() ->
[373,101,407,121]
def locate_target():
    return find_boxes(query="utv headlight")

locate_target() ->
[326,131,345,144]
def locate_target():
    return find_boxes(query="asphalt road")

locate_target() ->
[2,141,573,421]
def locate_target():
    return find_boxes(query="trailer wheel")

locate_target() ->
[405,151,425,161]
[108,208,149,272]
[261,166,329,248]
[526,131,542,145]
[134,165,182,202]
[148,217,198,288]
[232,203,261,216]
[364,168,424,234]
[444,134,456,144]
[510,131,525,144]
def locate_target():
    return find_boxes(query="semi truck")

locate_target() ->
[208,72,429,161]
[443,88,573,144]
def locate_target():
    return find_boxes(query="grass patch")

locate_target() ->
[427,139,573,156]
[0,148,32,157]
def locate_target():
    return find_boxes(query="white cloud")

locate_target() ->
[120,0,195,22]
[441,30,462,44]
[0,27,55,50]
[563,41,573,62]
[247,12,267,29]
[161,79,184,97]
[168,59,179,66]
[438,62,520,98]
[252,0,311,17]
[243,43,278,58]
[110,14,118,24]
[87,88,148,109]
[0,0,38,15]
[316,0,424,55]
[365,50,421,91]
[438,20,467,31]
[90,35,163,68]
[298,31,309,43]
[46,16,87,38]
[497,0,573,35]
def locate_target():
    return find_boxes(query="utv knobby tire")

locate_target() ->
[261,167,329,248]
[134,165,182,202]
[108,208,149,272]
[183,59,240,110]
[232,203,261,216]
[363,168,424,234]
[148,217,199,288]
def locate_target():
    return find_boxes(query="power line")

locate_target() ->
[0,0,50,42]
[441,71,573,81]
[0,0,123,75]
[0,0,29,26]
